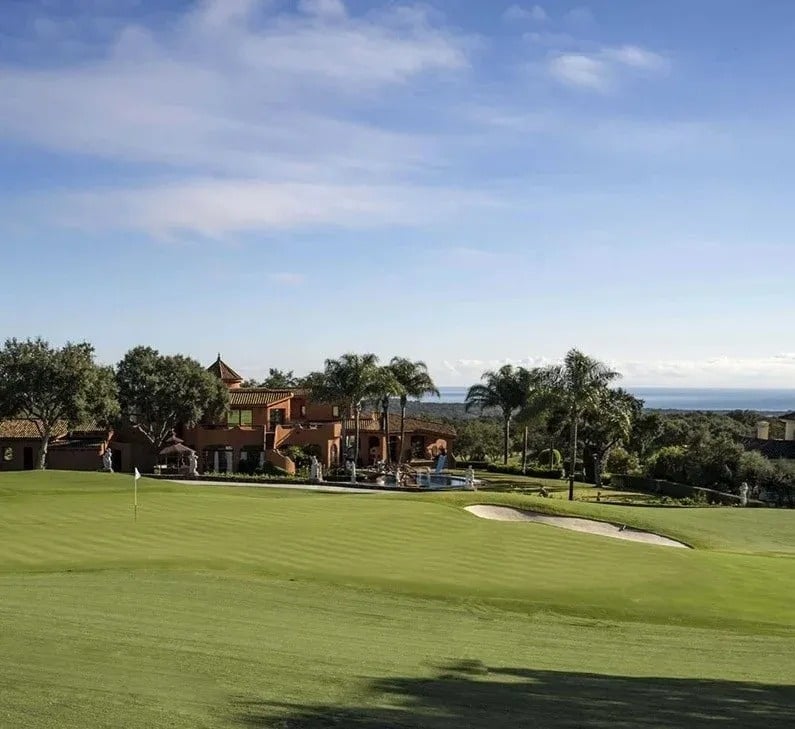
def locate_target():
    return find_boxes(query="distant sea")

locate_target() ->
[430,387,795,412]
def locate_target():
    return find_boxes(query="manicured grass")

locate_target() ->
[1,471,793,728]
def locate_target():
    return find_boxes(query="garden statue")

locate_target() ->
[465,465,476,490]
[188,451,199,477]
[739,481,749,507]
[309,456,323,483]
[102,448,113,473]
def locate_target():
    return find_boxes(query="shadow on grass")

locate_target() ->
[235,660,794,728]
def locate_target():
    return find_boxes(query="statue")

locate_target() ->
[465,465,476,490]
[102,448,113,473]
[188,451,199,477]
[739,481,749,507]
[309,456,323,483]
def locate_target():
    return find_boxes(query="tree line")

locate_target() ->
[0,339,438,470]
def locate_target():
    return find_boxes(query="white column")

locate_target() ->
[213,450,220,472]
[225,450,233,473]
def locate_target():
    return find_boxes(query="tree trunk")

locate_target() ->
[399,398,407,464]
[382,397,390,465]
[353,404,361,468]
[550,439,555,469]
[37,429,51,470]
[503,413,511,465]
[568,409,578,501]
[522,426,529,474]
[339,408,348,466]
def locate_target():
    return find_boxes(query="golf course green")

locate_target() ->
[1,471,793,728]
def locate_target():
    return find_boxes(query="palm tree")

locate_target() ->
[306,353,385,468]
[540,349,620,500]
[514,367,552,474]
[465,365,531,465]
[389,357,439,464]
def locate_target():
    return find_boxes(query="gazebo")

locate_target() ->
[158,433,194,474]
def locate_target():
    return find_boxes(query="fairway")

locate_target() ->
[1,472,793,728]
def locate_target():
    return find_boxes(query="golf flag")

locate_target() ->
[133,467,140,520]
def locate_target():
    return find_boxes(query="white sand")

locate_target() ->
[464,505,689,548]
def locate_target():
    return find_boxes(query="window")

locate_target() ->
[300,405,307,417]
[332,405,340,417]
[227,410,252,427]
[2,446,12,462]
[269,408,286,427]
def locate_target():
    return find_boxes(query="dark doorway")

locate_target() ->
[367,435,381,465]
[388,435,400,462]
[112,449,122,472]
[23,446,34,470]
[410,436,425,460]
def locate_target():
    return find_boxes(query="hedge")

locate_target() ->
[612,474,745,506]
[484,464,565,479]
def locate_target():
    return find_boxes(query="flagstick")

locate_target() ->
[134,476,138,521]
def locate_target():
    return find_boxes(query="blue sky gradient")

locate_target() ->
[2,0,794,386]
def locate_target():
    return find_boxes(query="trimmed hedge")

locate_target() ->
[612,474,744,506]
[484,464,565,479]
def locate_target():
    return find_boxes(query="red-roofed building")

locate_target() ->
[180,356,455,474]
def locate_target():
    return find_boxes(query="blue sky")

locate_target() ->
[2,0,795,387]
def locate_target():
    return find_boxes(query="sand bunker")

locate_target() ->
[464,505,690,548]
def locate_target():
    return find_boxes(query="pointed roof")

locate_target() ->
[207,354,243,384]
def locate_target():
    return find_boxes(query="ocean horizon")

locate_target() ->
[428,387,795,412]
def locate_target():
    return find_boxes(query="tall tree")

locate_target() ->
[540,349,620,500]
[388,357,439,464]
[579,388,641,486]
[116,346,228,453]
[306,353,386,467]
[0,338,118,469]
[514,368,552,474]
[242,369,298,389]
[465,365,531,464]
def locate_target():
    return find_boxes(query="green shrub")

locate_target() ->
[537,448,562,467]
[606,446,640,475]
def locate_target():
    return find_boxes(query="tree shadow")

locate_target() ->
[234,660,794,728]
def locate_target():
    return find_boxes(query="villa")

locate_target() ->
[181,356,455,474]
[0,355,455,474]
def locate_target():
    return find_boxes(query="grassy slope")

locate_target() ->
[1,471,794,728]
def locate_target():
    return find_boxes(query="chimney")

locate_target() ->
[785,420,795,442]
[756,421,770,440]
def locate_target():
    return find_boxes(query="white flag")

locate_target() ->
[134,467,141,481]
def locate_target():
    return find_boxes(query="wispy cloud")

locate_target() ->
[438,354,795,387]
[51,180,501,237]
[503,4,547,23]
[547,44,668,92]
[0,0,475,235]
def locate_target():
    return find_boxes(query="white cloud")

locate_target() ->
[0,1,474,234]
[437,354,795,387]
[603,44,668,71]
[50,180,499,237]
[503,4,547,22]
[548,53,610,91]
[547,44,668,92]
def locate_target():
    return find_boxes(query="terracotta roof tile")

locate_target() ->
[0,420,69,439]
[229,389,293,407]
[207,355,243,383]
[344,413,456,436]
